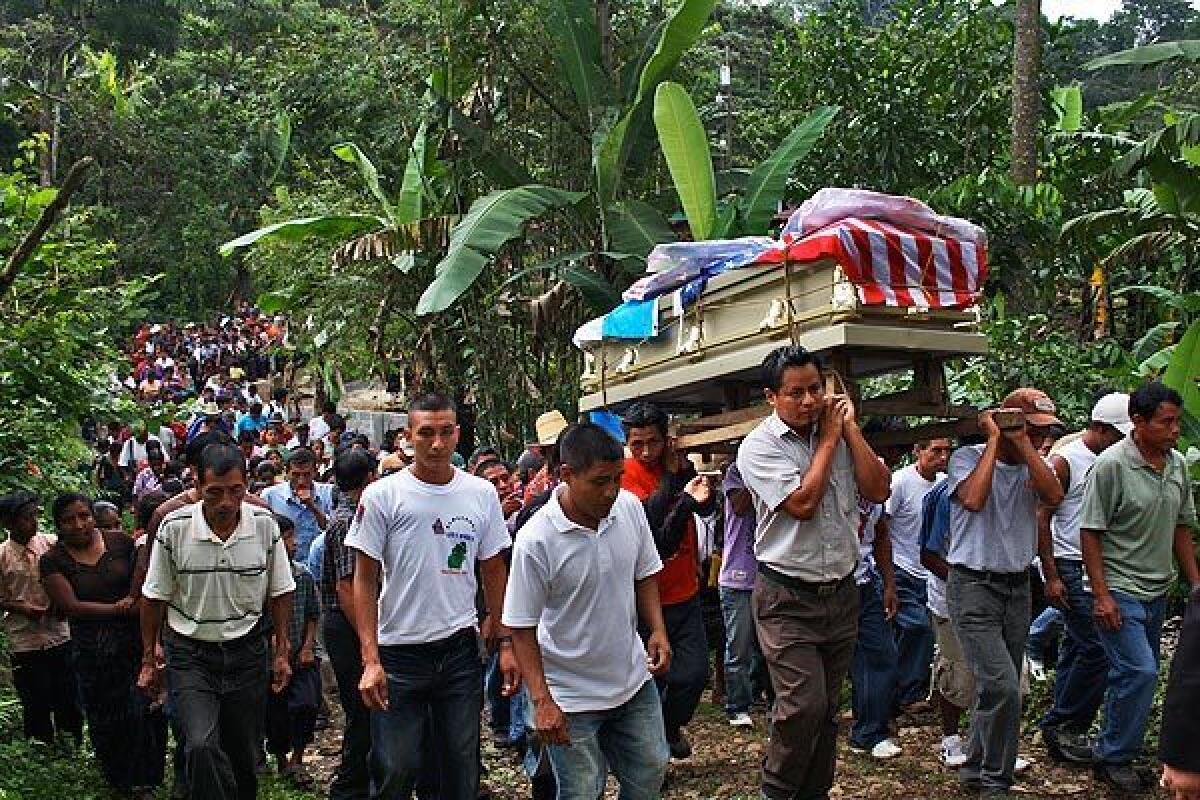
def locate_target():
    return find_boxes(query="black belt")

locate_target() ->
[951,564,1029,587]
[758,564,853,597]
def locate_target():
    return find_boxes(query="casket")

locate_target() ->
[578,256,986,415]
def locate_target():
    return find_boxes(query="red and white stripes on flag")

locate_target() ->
[759,217,987,309]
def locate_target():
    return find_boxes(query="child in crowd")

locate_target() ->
[266,515,322,786]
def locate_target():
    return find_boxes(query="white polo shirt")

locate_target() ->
[345,467,512,646]
[143,502,296,642]
[502,487,662,713]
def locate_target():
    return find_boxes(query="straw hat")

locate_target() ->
[535,410,569,446]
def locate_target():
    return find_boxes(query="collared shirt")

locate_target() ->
[0,535,70,652]
[284,560,319,664]
[945,445,1038,573]
[320,498,357,614]
[143,502,296,642]
[736,412,859,582]
[1080,436,1196,601]
[502,487,662,713]
[260,481,334,563]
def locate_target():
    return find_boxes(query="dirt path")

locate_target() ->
[297,690,1166,799]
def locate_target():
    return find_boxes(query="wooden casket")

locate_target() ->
[577,256,987,447]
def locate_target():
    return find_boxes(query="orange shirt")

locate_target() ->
[621,458,700,606]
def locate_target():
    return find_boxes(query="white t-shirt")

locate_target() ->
[118,435,162,468]
[502,487,662,713]
[307,415,331,444]
[345,467,511,645]
[886,464,941,579]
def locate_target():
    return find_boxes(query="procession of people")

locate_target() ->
[1,326,1198,800]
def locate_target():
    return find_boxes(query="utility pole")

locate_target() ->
[718,49,733,172]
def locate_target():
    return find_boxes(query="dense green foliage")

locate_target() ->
[1,0,1198,461]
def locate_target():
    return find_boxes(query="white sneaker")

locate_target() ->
[1028,658,1047,682]
[1015,755,1031,773]
[728,712,754,728]
[869,739,903,759]
[940,734,968,768]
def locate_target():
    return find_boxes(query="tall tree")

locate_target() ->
[1011,0,1042,185]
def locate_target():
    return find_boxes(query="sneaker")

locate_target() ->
[1014,756,1031,773]
[1028,658,1047,682]
[869,739,902,759]
[1043,727,1095,765]
[1093,762,1146,792]
[728,712,754,728]
[667,731,692,760]
[940,734,968,768]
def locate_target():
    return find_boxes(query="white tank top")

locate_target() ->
[1050,437,1098,560]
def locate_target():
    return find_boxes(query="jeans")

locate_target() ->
[369,628,482,800]
[850,575,899,749]
[1095,591,1166,764]
[754,571,858,800]
[947,566,1030,792]
[484,648,512,737]
[719,587,766,715]
[648,596,707,738]
[165,630,269,800]
[893,569,935,707]
[1026,606,1064,664]
[10,641,83,745]
[546,679,669,800]
[1040,559,1107,734]
[325,610,370,800]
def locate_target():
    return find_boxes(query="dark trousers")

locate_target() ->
[754,570,858,800]
[325,609,371,800]
[369,628,482,800]
[165,630,269,800]
[266,662,321,756]
[10,641,83,745]
[646,596,708,739]
[75,624,168,792]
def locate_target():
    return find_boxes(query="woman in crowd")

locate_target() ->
[41,493,167,800]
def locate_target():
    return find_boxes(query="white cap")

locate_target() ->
[1091,392,1132,435]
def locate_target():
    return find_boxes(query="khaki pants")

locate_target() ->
[753,571,858,800]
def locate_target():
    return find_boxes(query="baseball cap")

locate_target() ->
[1001,388,1064,429]
[1091,392,1132,435]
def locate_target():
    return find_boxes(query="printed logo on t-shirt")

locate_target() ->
[433,515,478,575]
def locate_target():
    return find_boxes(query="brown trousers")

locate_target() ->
[753,571,859,800]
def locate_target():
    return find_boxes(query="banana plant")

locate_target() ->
[420,0,720,318]
[652,80,839,241]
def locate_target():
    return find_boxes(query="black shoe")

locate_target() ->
[1093,762,1148,793]
[667,731,692,760]
[1044,727,1096,765]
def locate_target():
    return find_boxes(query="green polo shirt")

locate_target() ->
[1080,436,1196,600]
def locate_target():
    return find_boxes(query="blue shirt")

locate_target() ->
[235,413,267,440]
[919,477,952,559]
[306,532,326,583]
[260,482,334,562]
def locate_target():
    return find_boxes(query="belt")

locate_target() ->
[380,626,476,653]
[951,564,1029,587]
[164,628,266,651]
[758,564,853,597]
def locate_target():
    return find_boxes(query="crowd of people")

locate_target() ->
[1,339,1198,800]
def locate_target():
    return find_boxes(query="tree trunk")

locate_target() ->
[1011,0,1041,186]
[596,0,614,74]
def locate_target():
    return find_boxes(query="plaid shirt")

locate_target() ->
[320,497,357,613]
[286,561,319,663]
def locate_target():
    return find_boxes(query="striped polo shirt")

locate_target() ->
[143,502,296,642]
